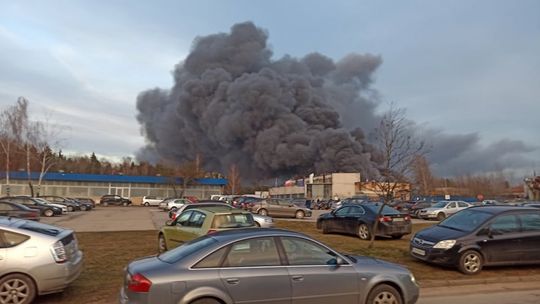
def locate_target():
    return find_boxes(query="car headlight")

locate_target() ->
[433,240,456,249]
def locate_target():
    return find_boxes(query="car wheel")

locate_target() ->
[0,273,36,304]
[190,298,221,304]
[358,224,371,240]
[144,202,149,207]
[322,221,330,234]
[103,202,108,207]
[67,205,74,212]
[44,209,54,217]
[295,210,305,219]
[367,284,402,304]
[391,234,404,240]
[459,250,483,275]
[258,209,268,216]
[158,234,168,253]
[254,221,261,227]
[80,205,87,211]
[122,202,128,207]
[437,212,446,221]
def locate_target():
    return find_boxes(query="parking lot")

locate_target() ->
[41,206,432,232]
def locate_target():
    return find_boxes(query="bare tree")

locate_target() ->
[0,97,29,195]
[412,155,434,196]
[31,119,65,196]
[225,164,241,195]
[368,105,427,248]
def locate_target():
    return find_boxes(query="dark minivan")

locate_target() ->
[410,206,540,274]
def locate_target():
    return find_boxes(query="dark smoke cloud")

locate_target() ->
[137,21,537,180]
[137,22,380,180]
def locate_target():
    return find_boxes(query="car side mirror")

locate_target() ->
[336,256,346,265]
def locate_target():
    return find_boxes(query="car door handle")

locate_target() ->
[291,275,304,282]
[225,278,239,285]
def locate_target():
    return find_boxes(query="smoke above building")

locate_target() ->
[136,22,383,180]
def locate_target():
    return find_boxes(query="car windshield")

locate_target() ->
[438,209,492,232]
[158,236,217,264]
[212,213,255,228]
[364,204,400,215]
[19,221,63,236]
[432,201,448,208]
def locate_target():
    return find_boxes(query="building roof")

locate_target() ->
[1,171,227,186]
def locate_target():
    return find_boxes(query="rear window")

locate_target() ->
[212,213,255,228]
[364,204,401,215]
[19,221,63,236]
[159,236,217,264]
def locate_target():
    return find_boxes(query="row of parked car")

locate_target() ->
[0,196,96,221]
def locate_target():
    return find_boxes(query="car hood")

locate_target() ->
[414,225,468,242]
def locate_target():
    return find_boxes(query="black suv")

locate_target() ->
[0,196,62,217]
[100,195,132,206]
[410,206,540,274]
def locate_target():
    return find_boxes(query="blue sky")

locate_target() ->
[0,0,538,175]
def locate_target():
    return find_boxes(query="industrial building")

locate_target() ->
[0,171,227,203]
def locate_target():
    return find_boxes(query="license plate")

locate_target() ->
[393,218,404,222]
[412,247,426,256]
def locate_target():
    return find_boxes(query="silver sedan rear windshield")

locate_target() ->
[158,236,217,264]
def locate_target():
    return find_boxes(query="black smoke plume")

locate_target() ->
[136,22,381,180]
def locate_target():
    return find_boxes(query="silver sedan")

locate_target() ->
[0,217,83,304]
[120,229,419,304]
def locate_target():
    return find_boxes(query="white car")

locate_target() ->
[418,200,471,220]
[161,198,192,211]
[141,196,163,207]
[34,198,68,214]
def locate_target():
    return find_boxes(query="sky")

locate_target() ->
[0,0,538,177]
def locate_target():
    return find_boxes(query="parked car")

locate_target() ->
[160,198,192,211]
[158,207,256,253]
[99,194,132,206]
[250,198,312,219]
[418,200,471,221]
[0,196,62,217]
[75,197,96,207]
[235,196,264,210]
[121,228,419,304]
[67,197,94,211]
[33,198,68,214]
[169,201,275,228]
[523,202,540,208]
[411,206,540,275]
[142,196,163,207]
[39,195,81,212]
[317,202,412,240]
[0,217,83,303]
[409,201,436,218]
[0,201,41,221]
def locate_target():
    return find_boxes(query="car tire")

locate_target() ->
[0,273,36,304]
[122,202,128,207]
[358,223,371,240]
[103,202,108,207]
[158,234,167,253]
[190,298,221,304]
[295,210,305,219]
[144,202,149,207]
[67,205,74,212]
[254,221,261,227]
[322,221,329,234]
[80,205,87,211]
[459,250,483,275]
[366,284,402,304]
[391,235,404,240]
[258,209,268,216]
[43,209,54,217]
[437,212,446,221]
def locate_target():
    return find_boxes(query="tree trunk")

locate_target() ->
[368,199,387,249]
[26,144,34,196]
